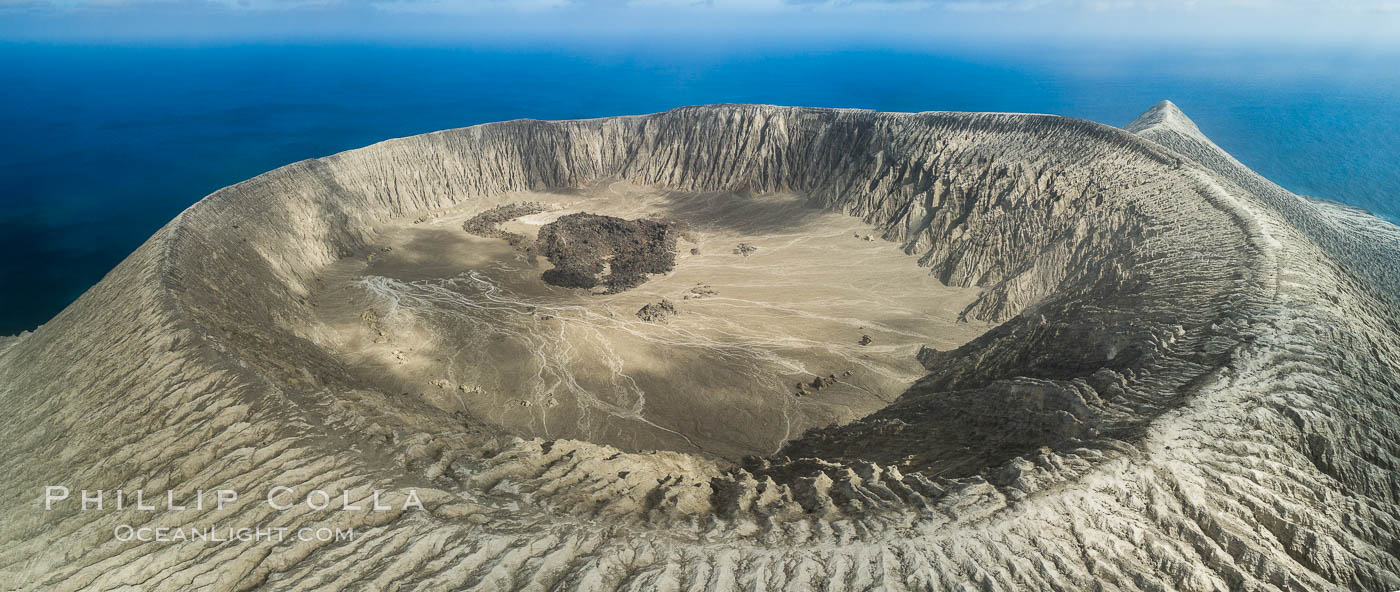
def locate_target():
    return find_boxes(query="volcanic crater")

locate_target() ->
[5,103,1400,591]
[308,181,989,461]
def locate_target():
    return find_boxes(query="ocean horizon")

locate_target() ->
[2,41,1397,335]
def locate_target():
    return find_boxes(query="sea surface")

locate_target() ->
[0,43,1396,335]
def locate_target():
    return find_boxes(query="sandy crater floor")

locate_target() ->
[308,180,989,460]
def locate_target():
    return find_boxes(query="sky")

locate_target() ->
[2,0,1400,48]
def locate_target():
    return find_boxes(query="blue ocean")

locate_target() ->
[1,43,1396,335]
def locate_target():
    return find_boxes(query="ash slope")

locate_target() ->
[0,104,1398,591]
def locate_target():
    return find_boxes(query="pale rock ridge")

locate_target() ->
[1122,99,1203,136]
[0,104,1396,591]
[1128,99,1400,303]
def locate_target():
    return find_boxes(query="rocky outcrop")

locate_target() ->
[537,213,678,292]
[461,201,547,245]
[682,284,717,299]
[0,104,1397,591]
[635,298,678,322]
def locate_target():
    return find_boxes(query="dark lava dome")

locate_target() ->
[537,212,679,293]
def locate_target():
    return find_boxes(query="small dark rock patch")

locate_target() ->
[795,373,843,396]
[683,284,719,300]
[916,344,939,367]
[636,299,679,323]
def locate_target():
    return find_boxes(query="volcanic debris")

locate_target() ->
[795,373,846,397]
[683,284,719,300]
[635,299,679,323]
[461,202,548,247]
[538,213,679,293]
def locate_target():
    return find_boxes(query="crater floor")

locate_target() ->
[307,180,988,459]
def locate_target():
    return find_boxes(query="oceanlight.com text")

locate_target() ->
[114,525,356,544]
